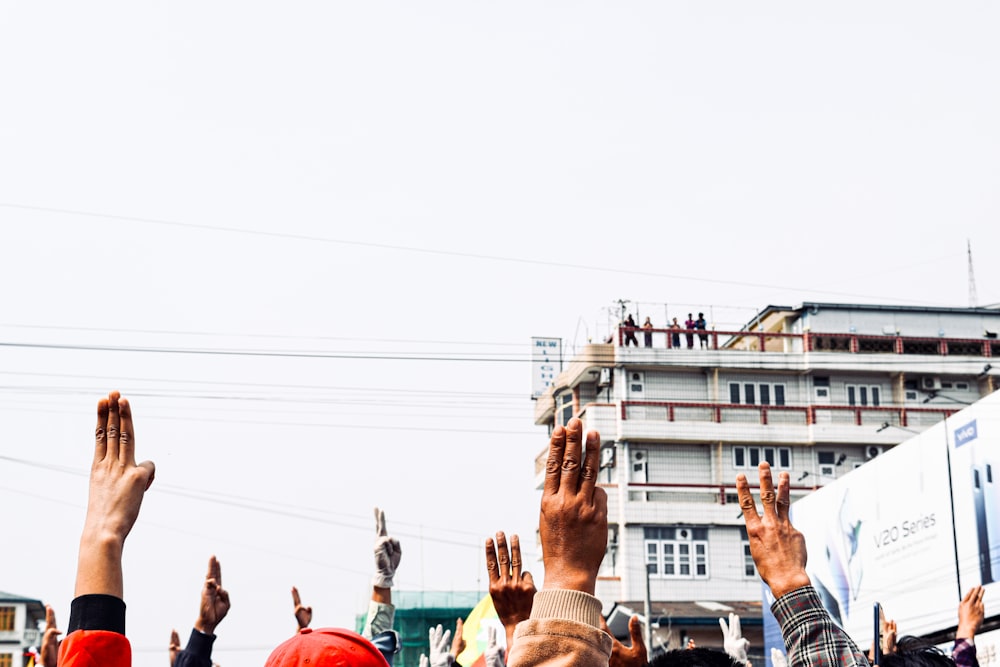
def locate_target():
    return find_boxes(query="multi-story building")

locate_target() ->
[0,591,45,667]
[531,302,1000,658]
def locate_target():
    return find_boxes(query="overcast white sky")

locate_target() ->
[1,2,999,665]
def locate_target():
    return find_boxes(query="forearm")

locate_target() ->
[772,586,869,667]
[74,532,124,599]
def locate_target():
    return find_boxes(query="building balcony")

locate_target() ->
[619,400,954,445]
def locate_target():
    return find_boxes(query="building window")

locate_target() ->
[729,382,786,406]
[0,606,14,632]
[733,446,791,469]
[846,384,881,407]
[740,528,757,577]
[0,655,10,667]
[644,527,709,579]
[557,392,574,426]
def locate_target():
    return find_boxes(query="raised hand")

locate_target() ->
[486,531,537,650]
[736,463,810,598]
[540,418,607,594]
[373,507,401,589]
[771,648,788,667]
[428,624,452,667]
[76,391,156,598]
[450,617,466,659]
[484,625,505,667]
[600,615,647,667]
[720,612,750,664]
[40,605,61,667]
[291,587,312,630]
[195,555,231,636]
[169,629,181,667]
[957,586,985,640]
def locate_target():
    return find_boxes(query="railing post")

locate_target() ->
[712,332,718,350]
[895,337,903,354]
[715,406,721,423]
[850,336,859,353]
[759,333,766,352]
[855,408,862,426]
[668,405,675,422]
[761,408,768,425]
[806,406,814,425]
[803,331,810,352]
[939,340,948,355]
[618,326,623,346]
[901,408,907,428]
[984,341,993,358]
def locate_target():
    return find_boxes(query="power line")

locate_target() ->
[0,202,955,305]
[0,340,535,362]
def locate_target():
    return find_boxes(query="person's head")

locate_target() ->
[698,312,704,318]
[644,317,651,323]
[673,317,679,323]
[265,628,389,667]
[881,636,955,667]
[649,648,743,667]
[688,313,693,318]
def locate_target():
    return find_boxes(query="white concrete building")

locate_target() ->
[531,302,1000,657]
[0,591,45,667]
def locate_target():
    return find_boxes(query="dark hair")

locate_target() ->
[881,636,954,667]
[648,648,743,667]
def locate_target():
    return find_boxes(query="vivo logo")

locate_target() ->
[955,420,978,448]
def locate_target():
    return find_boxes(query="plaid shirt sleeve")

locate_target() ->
[953,638,978,667]
[771,586,870,667]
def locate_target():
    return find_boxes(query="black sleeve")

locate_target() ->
[68,594,126,635]
[174,628,216,667]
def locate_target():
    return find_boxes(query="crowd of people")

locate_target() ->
[33,392,990,667]
[621,314,710,349]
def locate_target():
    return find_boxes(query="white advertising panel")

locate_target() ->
[789,417,960,646]
[948,392,1000,617]
[531,337,561,399]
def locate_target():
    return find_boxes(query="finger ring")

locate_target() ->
[511,560,521,567]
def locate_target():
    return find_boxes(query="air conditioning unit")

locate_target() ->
[921,376,942,391]
[598,367,612,387]
[865,445,884,460]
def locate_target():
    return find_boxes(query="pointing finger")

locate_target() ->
[292,587,302,607]
[736,474,760,529]
[375,507,387,537]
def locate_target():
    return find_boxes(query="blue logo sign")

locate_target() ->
[954,420,978,448]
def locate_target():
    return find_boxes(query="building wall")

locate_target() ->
[800,307,1000,339]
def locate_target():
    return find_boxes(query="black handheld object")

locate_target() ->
[873,602,884,665]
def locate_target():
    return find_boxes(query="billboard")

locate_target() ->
[531,337,561,399]
[763,390,1000,662]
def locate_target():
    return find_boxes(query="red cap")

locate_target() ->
[265,628,390,667]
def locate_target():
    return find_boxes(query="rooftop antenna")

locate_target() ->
[616,299,631,322]
[968,239,978,307]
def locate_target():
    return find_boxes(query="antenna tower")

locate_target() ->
[968,239,978,308]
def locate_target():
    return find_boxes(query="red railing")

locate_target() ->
[617,326,999,357]
[621,400,956,426]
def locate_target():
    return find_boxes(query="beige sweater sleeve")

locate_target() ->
[507,590,612,667]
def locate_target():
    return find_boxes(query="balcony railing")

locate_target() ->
[618,326,1000,357]
[621,400,956,427]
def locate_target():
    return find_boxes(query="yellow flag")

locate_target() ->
[455,594,506,666]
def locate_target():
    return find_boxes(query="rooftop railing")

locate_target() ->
[618,326,999,357]
[620,400,956,426]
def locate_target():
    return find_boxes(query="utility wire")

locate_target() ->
[0,202,955,305]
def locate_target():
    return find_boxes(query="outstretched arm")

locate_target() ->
[364,506,400,639]
[507,418,612,667]
[738,463,867,667]
[954,586,985,667]
[61,392,156,667]
[174,556,231,667]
